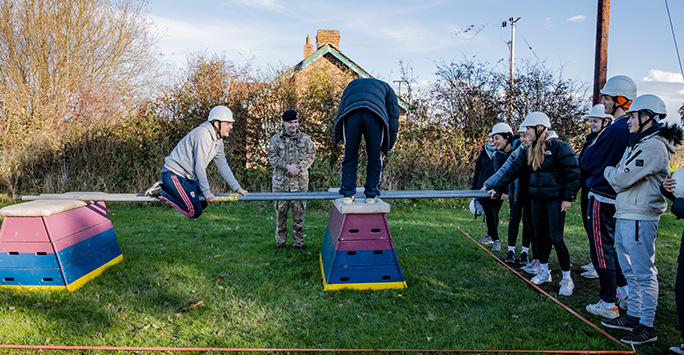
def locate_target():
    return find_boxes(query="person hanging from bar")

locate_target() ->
[144,105,248,218]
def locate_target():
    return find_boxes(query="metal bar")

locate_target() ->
[16,190,491,202]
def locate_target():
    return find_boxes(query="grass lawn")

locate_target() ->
[0,197,681,354]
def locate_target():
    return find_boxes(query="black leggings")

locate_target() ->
[478,197,503,241]
[530,199,570,271]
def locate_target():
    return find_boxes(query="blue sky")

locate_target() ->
[147,0,684,118]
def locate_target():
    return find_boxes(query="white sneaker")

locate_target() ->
[522,260,541,275]
[581,262,594,271]
[365,197,377,204]
[581,266,599,279]
[343,196,355,205]
[585,301,619,319]
[491,240,501,251]
[479,235,494,245]
[616,296,629,310]
[559,278,574,296]
[670,344,684,354]
[144,181,163,197]
[531,270,552,285]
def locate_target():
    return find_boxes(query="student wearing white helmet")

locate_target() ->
[603,94,683,345]
[471,123,507,251]
[487,112,579,296]
[483,122,533,265]
[578,105,614,280]
[145,105,248,218]
[581,76,636,321]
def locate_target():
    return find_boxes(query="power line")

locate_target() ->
[665,0,684,89]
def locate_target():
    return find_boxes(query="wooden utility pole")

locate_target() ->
[593,0,610,105]
[506,17,520,122]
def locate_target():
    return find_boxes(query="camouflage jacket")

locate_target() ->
[268,128,316,192]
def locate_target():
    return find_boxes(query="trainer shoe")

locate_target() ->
[144,181,163,197]
[586,301,620,319]
[581,266,599,279]
[670,344,684,354]
[620,325,657,345]
[504,250,515,263]
[558,278,574,296]
[616,296,629,310]
[531,270,552,285]
[581,262,594,271]
[519,252,529,265]
[365,197,377,204]
[522,260,541,275]
[601,316,639,331]
[479,235,494,245]
[492,240,501,251]
[343,196,355,205]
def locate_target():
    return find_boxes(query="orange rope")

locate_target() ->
[458,227,635,354]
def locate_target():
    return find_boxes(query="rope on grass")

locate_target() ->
[0,344,638,353]
[458,227,635,353]
[16,190,491,202]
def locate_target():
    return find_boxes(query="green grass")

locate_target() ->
[0,197,681,354]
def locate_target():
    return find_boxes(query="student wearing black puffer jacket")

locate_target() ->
[471,128,502,251]
[489,112,580,297]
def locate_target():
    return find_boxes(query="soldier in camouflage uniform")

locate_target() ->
[268,110,316,249]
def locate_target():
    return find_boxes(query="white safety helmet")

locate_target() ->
[208,105,235,122]
[521,112,551,128]
[490,122,513,136]
[599,75,637,100]
[672,168,684,198]
[588,104,614,122]
[469,198,484,216]
[517,125,527,133]
[626,94,667,119]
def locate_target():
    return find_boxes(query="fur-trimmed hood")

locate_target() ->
[656,123,684,154]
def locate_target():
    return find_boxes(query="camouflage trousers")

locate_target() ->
[274,200,307,247]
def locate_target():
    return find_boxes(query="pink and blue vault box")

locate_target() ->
[0,199,123,291]
[319,198,406,291]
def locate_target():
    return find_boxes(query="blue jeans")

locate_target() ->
[339,109,383,198]
[615,218,659,328]
[159,170,207,218]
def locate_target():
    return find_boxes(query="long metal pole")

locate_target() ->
[593,0,610,105]
[16,190,491,202]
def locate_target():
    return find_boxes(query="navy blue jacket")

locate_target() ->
[581,115,632,199]
[471,145,495,190]
[492,138,580,201]
[334,78,401,153]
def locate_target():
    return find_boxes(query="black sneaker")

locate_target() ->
[601,316,639,331]
[519,252,529,265]
[620,325,657,345]
[276,244,287,250]
[504,251,515,263]
[293,245,305,251]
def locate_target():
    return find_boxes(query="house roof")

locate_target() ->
[239,43,410,112]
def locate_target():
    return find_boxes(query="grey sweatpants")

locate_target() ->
[615,218,659,327]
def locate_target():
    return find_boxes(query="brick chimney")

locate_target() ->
[303,34,314,58]
[316,29,339,49]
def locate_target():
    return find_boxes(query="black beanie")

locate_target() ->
[282,110,298,122]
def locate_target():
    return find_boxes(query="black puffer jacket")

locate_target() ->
[471,144,496,190]
[333,78,401,154]
[492,133,580,201]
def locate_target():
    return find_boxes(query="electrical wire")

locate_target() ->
[665,0,684,89]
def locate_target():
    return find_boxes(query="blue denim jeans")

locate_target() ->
[339,109,383,198]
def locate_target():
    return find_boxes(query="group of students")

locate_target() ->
[473,75,684,348]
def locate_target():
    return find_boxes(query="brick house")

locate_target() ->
[235,29,409,169]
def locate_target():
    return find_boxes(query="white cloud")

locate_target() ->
[543,17,553,29]
[643,69,684,83]
[227,0,289,14]
[566,15,586,22]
